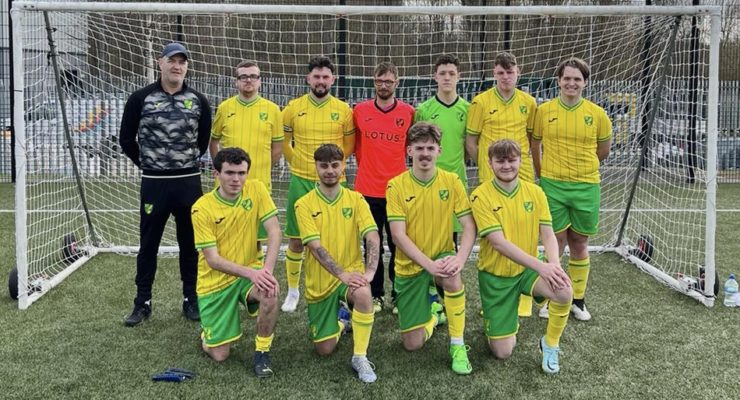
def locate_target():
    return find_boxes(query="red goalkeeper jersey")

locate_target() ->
[353,99,415,198]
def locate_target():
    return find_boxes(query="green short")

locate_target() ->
[285,175,317,238]
[540,177,600,236]
[394,271,435,333]
[479,269,546,339]
[307,284,349,343]
[199,278,260,347]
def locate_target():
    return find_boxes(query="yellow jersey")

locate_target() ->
[295,186,377,302]
[466,88,537,183]
[211,95,283,191]
[532,97,612,184]
[386,169,472,277]
[282,94,355,180]
[192,180,278,296]
[471,179,552,277]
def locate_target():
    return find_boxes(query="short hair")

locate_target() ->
[488,139,522,160]
[234,60,259,77]
[406,122,442,146]
[308,55,335,74]
[493,52,518,70]
[433,54,459,74]
[213,147,251,172]
[555,57,590,81]
[314,143,344,163]
[374,61,398,78]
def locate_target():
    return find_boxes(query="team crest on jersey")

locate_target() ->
[584,116,593,126]
[520,105,527,115]
[457,112,465,122]
[523,201,533,213]
[439,189,449,201]
[183,99,193,110]
[395,118,405,128]
[241,199,253,211]
[342,208,353,219]
[331,112,340,121]
[259,112,268,121]
[144,203,153,214]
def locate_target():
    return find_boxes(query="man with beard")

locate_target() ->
[353,61,414,313]
[295,144,380,383]
[281,56,356,312]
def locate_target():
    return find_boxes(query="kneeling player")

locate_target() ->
[295,144,381,383]
[387,122,476,375]
[470,139,573,374]
[191,147,282,378]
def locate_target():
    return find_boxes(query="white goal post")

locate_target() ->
[11,2,720,309]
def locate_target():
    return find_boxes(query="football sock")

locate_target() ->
[545,300,571,347]
[255,333,274,352]
[286,249,303,290]
[352,310,374,357]
[518,294,533,316]
[424,314,438,342]
[444,287,466,340]
[568,257,590,300]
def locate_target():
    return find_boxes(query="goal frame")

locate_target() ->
[10,2,721,309]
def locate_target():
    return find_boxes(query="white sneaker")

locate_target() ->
[281,290,299,312]
[570,302,592,321]
[538,302,549,319]
[351,356,377,383]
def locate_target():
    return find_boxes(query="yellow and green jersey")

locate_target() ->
[466,88,537,183]
[282,94,355,180]
[532,97,612,184]
[386,169,472,277]
[192,180,279,296]
[211,95,284,192]
[414,96,469,186]
[470,179,551,277]
[295,186,377,302]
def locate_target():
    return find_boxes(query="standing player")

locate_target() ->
[119,42,211,326]
[295,144,381,383]
[210,60,283,193]
[353,61,415,313]
[281,56,355,312]
[414,54,470,305]
[471,139,572,374]
[531,58,612,321]
[387,122,476,375]
[466,52,538,316]
[191,147,281,378]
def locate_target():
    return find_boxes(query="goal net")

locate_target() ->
[11,2,720,308]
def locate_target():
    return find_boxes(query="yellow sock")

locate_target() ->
[285,249,303,290]
[255,333,274,352]
[568,257,590,300]
[444,287,466,340]
[518,294,533,317]
[351,310,374,356]
[545,300,571,347]
[423,314,438,342]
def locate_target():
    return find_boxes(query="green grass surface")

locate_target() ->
[1,184,739,399]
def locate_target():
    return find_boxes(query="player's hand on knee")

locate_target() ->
[541,262,571,290]
[251,269,278,293]
[439,255,464,277]
[340,271,368,289]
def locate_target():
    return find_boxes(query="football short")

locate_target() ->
[540,177,600,236]
[199,278,260,347]
[394,271,435,333]
[479,269,545,339]
[307,284,349,343]
[285,175,317,238]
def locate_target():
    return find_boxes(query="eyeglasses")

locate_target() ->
[374,79,397,87]
[237,74,261,82]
